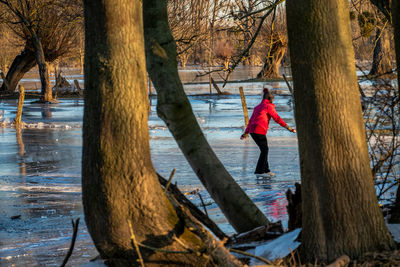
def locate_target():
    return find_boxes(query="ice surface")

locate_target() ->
[0,78,300,266]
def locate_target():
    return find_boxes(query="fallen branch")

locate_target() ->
[60,218,80,267]
[157,173,227,240]
[128,220,145,267]
[229,248,275,266]
[164,168,176,192]
[327,255,350,267]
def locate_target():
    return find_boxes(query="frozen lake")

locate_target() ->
[0,80,300,266]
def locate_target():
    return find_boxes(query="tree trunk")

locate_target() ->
[389,0,400,223]
[369,27,393,77]
[0,48,36,92]
[286,0,395,263]
[143,0,270,234]
[82,0,240,265]
[31,35,53,102]
[257,34,287,79]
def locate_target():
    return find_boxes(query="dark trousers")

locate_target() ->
[250,133,270,174]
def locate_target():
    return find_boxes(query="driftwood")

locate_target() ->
[228,221,284,245]
[157,173,228,240]
[286,182,302,231]
[327,255,350,267]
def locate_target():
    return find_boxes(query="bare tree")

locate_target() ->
[286,0,395,263]
[0,0,82,99]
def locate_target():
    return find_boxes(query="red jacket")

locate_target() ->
[244,99,287,135]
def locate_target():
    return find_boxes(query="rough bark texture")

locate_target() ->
[390,0,400,224]
[31,35,53,102]
[0,44,64,93]
[0,48,36,92]
[143,0,270,234]
[369,28,393,77]
[286,0,395,263]
[82,0,238,265]
[257,34,287,79]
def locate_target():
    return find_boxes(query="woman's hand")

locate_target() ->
[240,133,248,140]
[286,125,296,133]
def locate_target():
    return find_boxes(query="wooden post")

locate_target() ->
[14,85,25,126]
[239,86,249,128]
[0,71,9,91]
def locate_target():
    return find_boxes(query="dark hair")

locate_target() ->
[263,88,274,102]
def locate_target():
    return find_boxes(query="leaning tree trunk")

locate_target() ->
[31,35,53,102]
[389,0,400,223]
[82,0,240,265]
[369,27,393,77]
[0,48,36,92]
[286,0,395,263]
[143,0,270,234]
[257,33,287,79]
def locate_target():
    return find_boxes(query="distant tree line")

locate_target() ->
[0,0,396,97]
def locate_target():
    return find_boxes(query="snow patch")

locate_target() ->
[252,228,301,263]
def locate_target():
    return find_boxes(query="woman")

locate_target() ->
[241,88,296,178]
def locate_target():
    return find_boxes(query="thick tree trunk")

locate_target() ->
[31,35,53,102]
[257,39,286,79]
[257,32,287,79]
[82,0,240,265]
[369,27,393,77]
[143,0,270,234]
[0,48,36,92]
[389,0,400,223]
[286,0,395,263]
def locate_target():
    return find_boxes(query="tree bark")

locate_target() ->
[257,33,287,79]
[369,27,393,77]
[0,48,36,92]
[143,0,270,234]
[286,0,395,263]
[82,0,240,265]
[389,0,400,223]
[31,34,53,102]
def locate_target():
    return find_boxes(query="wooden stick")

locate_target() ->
[14,85,25,126]
[164,168,176,192]
[282,74,294,97]
[148,76,152,110]
[239,87,249,128]
[197,193,209,217]
[229,248,274,266]
[60,218,80,267]
[128,220,145,267]
[326,255,350,267]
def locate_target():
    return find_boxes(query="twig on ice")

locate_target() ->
[60,218,80,267]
